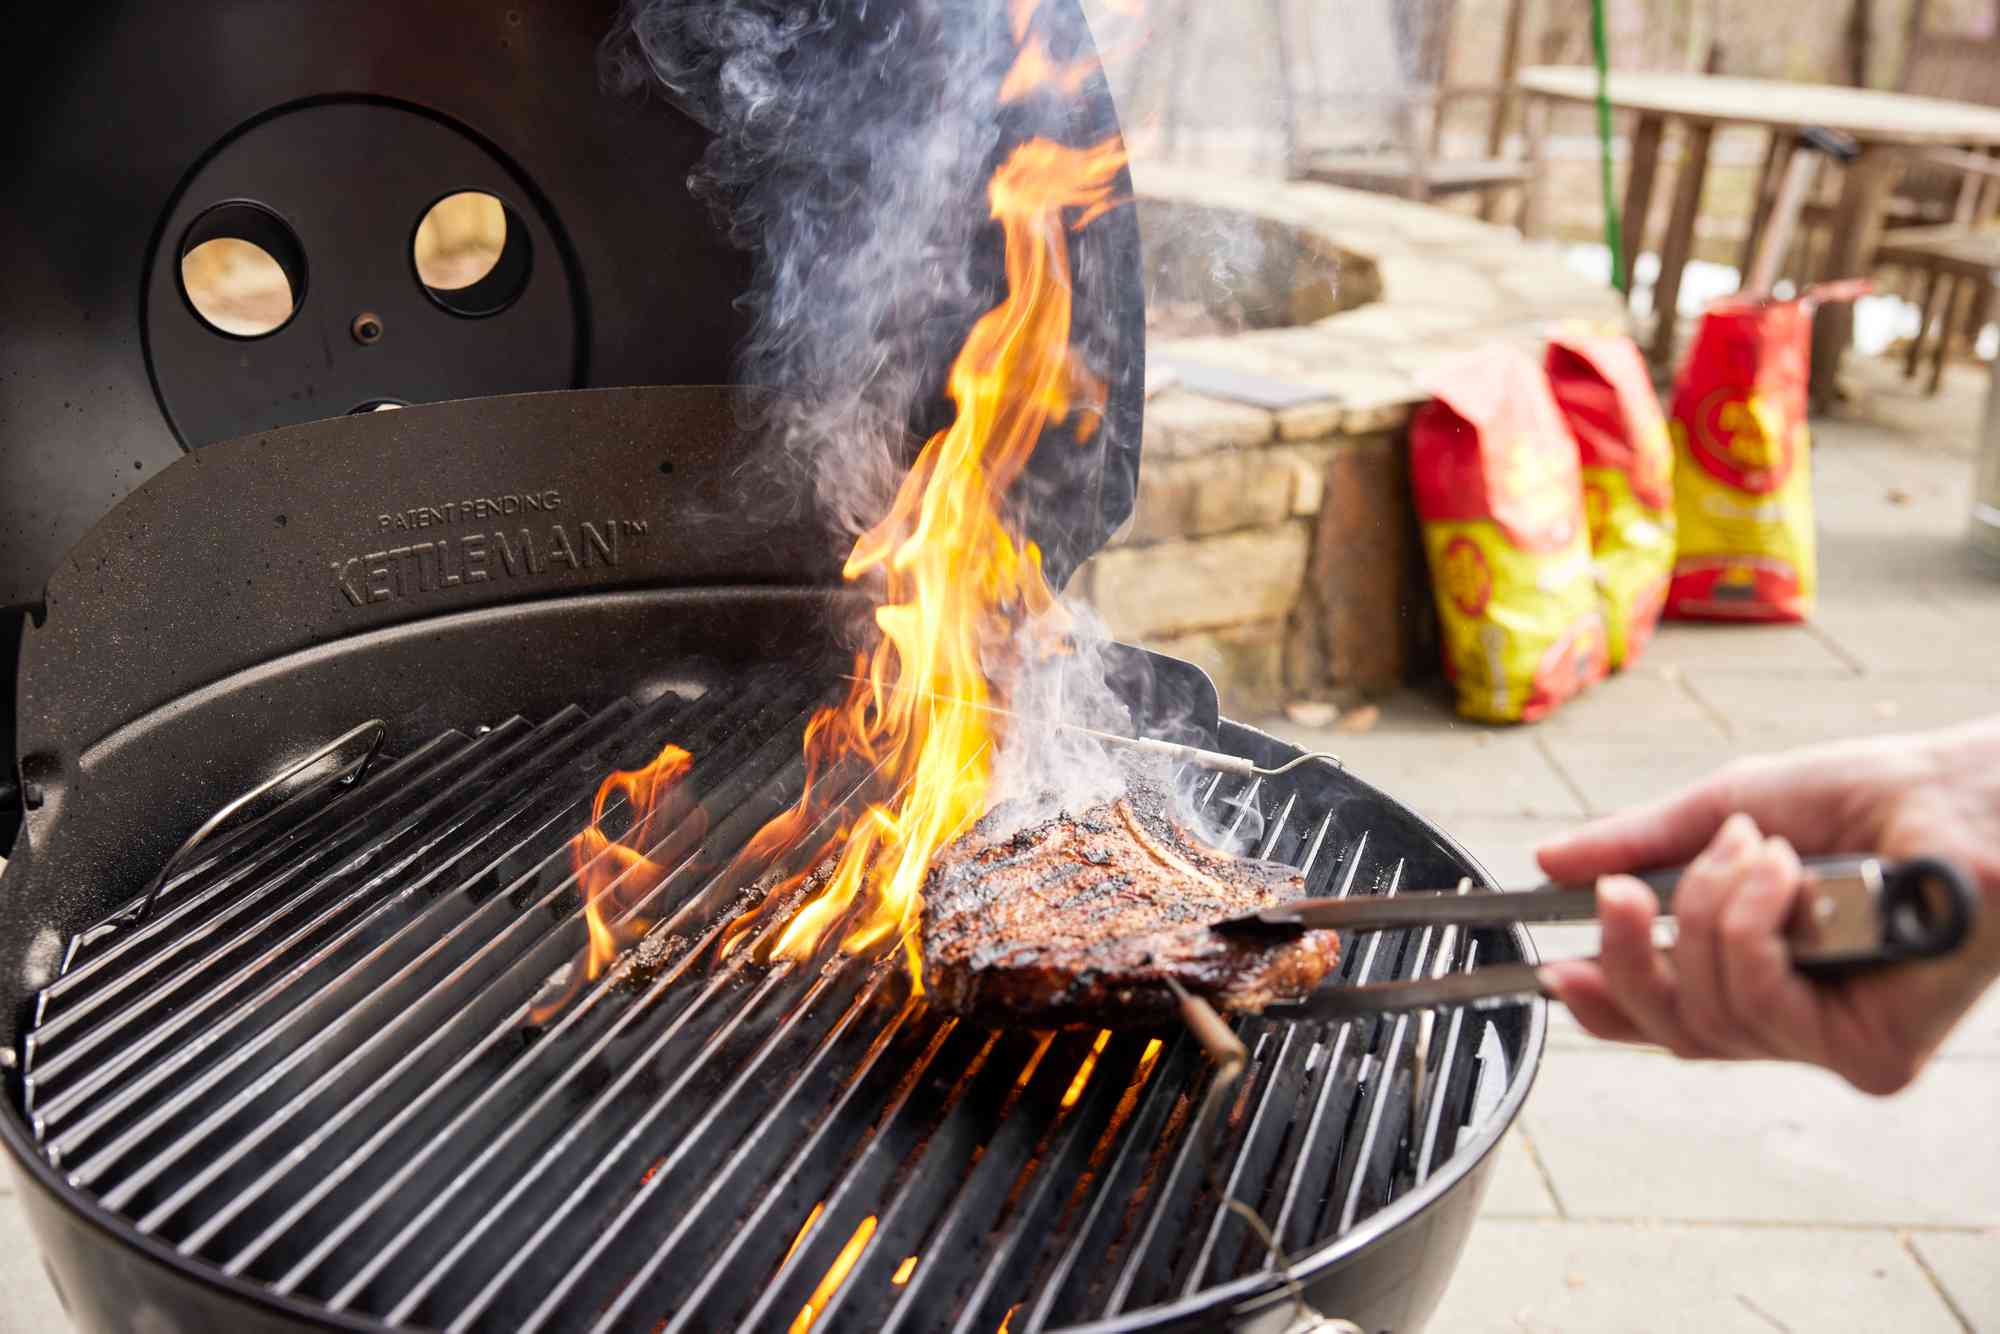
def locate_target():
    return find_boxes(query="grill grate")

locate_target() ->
[19,673,1514,1332]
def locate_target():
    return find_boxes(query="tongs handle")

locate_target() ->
[1260,856,1979,1022]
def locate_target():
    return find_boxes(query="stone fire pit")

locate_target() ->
[1070,165,1627,717]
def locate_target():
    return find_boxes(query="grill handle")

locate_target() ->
[122,718,388,925]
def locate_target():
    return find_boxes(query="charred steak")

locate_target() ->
[921,780,1340,1026]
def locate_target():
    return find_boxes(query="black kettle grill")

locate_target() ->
[1,4,1544,1331]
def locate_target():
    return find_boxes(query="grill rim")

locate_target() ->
[1,714,1546,1334]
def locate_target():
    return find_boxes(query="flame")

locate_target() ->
[574,744,695,972]
[1002,0,1145,103]
[764,131,1125,984]
[891,1255,918,1286]
[561,1,1130,1002]
[531,742,702,1022]
[789,1214,878,1333]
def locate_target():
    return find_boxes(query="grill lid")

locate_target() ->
[0,0,1143,612]
[1,1,1145,856]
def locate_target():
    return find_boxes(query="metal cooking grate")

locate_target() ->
[19,672,1510,1332]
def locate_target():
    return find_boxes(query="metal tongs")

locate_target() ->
[1214,855,1980,1020]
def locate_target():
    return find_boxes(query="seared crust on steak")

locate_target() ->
[921,780,1340,1027]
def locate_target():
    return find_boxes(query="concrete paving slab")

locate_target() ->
[1523,1051,2000,1226]
[1531,668,1730,743]
[1820,355,1988,456]
[1539,995,1611,1050]
[1639,622,1856,680]
[0,1194,71,1334]
[1679,672,1999,744]
[1812,448,1970,518]
[1258,725,1586,821]
[1909,1230,2000,1332]
[1476,1129,1562,1219]
[1526,923,1600,961]
[1813,527,1998,601]
[1419,814,1587,887]
[1536,737,1738,818]
[1349,684,1474,735]
[1532,951,2000,1059]
[1811,487,1973,543]
[1809,597,2000,680]
[1942,984,2000,1060]
[1429,1219,1965,1334]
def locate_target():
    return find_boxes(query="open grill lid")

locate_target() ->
[1,0,1146,850]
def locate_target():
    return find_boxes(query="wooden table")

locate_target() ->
[1518,66,2000,386]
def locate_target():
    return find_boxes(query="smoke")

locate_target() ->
[983,601,1135,824]
[605,0,1016,541]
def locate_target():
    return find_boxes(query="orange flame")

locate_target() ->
[1002,0,1144,103]
[751,131,1127,986]
[570,743,695,981]
[561,0,1129,1002]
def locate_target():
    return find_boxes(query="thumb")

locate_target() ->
[1537,778,1732,881]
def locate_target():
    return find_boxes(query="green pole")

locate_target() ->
[1592,0,1625,293]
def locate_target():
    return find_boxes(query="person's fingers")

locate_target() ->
[1539,959,1647,1043]
[1591,873,1708,1056]
[1714,834,1825,1064]
[1670,813,1766,1057]
[1536,777,1733,884]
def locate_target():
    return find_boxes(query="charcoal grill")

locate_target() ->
[3,5,1544,1332]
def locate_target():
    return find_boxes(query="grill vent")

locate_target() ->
[20,676,1514,1332]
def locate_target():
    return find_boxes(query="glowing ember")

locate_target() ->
[563,0,1129,1000]
[1059,1029,1112,1108]
[789,1214,878,1333]
[783,1202,827,1269]
[891,1254,919,1286]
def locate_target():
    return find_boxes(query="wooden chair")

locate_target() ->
[1888,32,2000,230]
[1743,25,2000,368]
[1274,0,1532,221]
[1872,151,2000,394]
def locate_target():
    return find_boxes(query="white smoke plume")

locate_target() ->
[604,0,1017,542]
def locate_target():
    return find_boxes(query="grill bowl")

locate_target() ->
[3,391,1542,1332]
[4,665,1541,1334]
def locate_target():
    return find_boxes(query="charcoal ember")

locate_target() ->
[921,780,1339,1027]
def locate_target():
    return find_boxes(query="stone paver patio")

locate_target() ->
[1264,355,2000,1332]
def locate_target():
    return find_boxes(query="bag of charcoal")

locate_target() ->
[1412,345,1606,723]
[1545,329,1675,669]
[1664,280,1869,622]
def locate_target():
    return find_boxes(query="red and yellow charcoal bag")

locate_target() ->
[1665,281,1867,622]
[1412,345,1606,723]
[1545,330,1674,668]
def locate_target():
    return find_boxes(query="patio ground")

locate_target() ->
[1262,353,2000,1333]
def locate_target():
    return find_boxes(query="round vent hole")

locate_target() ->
[179,202,307,338]
[414,191,530,317]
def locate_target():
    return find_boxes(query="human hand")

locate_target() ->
[1533,717,2000,1094]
